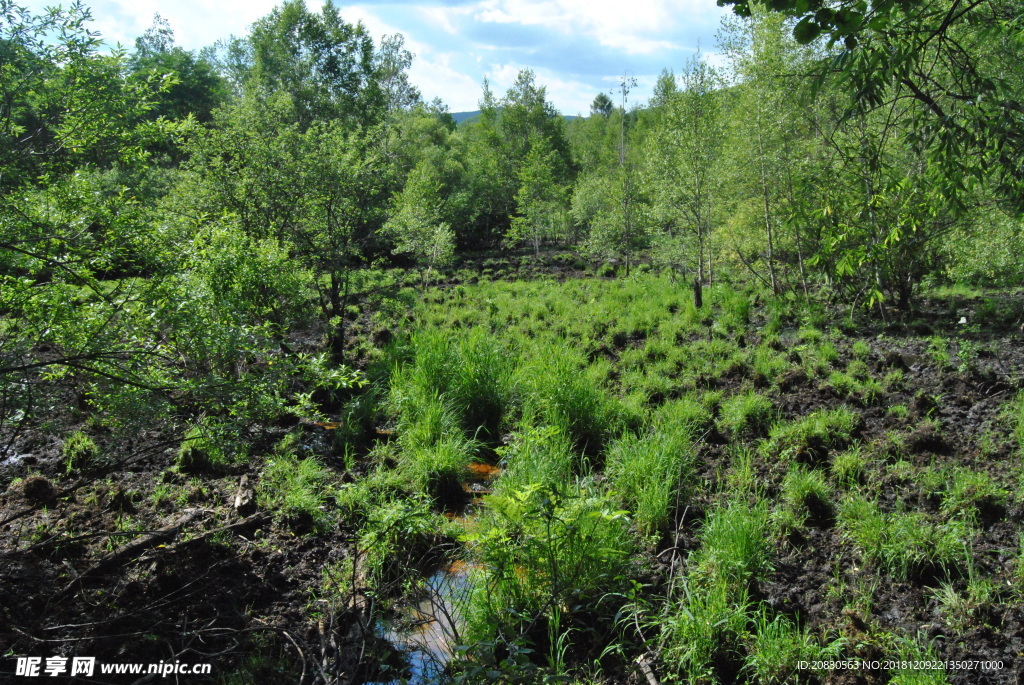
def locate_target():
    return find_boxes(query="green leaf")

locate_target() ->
[793,17,822,44]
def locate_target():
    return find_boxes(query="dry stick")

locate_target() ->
[56,510,271,600]
[636,653,661,685]
[55,508,208,598]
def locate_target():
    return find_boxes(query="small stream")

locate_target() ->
[367,462,499,684]
[369,561,472,685]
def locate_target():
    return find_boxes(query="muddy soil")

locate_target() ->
[2,275,1023,684]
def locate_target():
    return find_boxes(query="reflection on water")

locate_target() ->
[370,561,472,685]
[368,462,497,684]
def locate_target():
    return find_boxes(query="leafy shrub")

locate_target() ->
[359,496,446,591]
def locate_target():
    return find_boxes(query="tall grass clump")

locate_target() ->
[517,346,621,455]
[359,496,448,592]
[763,407,859,463]
[606,420,697,534]
[259,448,332,532]
[782,465,833,523]
[1011,390,1024,453]
[745,611,842,685]
[713,286,751,331]
[659,578,750,684]
[495,424,577,494]
[390,327,516,442]
[693,501,773,591]
[838,496,970,580]
[62,430,100,474]
[887,634,948,685]
[718,391,774,439]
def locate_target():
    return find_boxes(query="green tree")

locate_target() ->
[507,140,569,257]
[167,92,388,353]
[0,0,183,433]
[244,0,382,128]
[385,159,455,286]
[720,0,1024,219]
[591,92,614,117]
[645,54,724,284]
[130,14,228,125]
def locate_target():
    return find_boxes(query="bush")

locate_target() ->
[461,485,635,663]
[176,421,232,473]
[359,496,447,591]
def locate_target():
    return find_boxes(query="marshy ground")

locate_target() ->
[3,256,1024,684]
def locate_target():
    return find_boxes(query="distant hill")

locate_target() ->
[451,110,580,127]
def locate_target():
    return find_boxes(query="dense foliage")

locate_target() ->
[3,0,1024,682]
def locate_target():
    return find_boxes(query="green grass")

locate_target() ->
[838,496,970,580]
[62,430,100,474]
[359,496,447,591]
[763,407,859,463]
[831,444,869,486]
[659,578,749,684]
[259,450,332,532]
[940,468,1006,522]
[176,421,233,473]
[693,501,773,591]
[782,465,833,522]
[718,391,774,439]
[745,610,842,685]
[606,409,697,534]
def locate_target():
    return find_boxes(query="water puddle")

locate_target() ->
[369,561,473,685]
[368,463,498,684]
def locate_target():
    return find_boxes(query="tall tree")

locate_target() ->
[245,0,382,128]
[645,54,724,284]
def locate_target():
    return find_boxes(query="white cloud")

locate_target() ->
[469,0,719,54]
[412,53,487,110]
[484,62,600,115]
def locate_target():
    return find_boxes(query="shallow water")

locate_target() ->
[367,462,499,684]
[369,561,472,685]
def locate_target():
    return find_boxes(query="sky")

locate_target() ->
[21,0,733,115]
